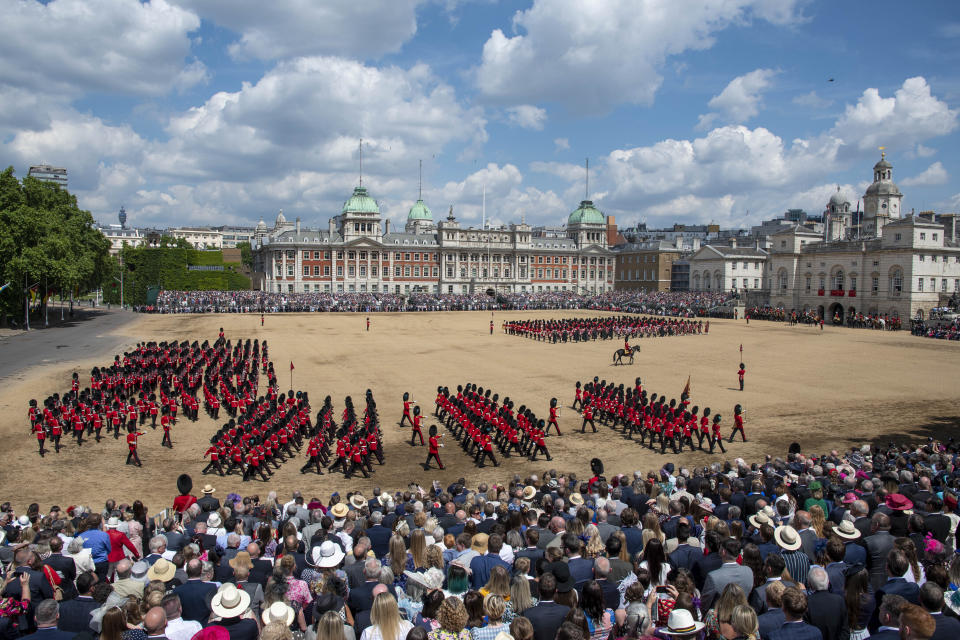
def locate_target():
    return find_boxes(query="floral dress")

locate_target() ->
[286,576,313,610]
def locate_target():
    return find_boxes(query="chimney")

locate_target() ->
[675,236,682,250]
[384,219,391,234]
[328,218,335,236]
[296,217,301,234]
[692,238,701,251]
[729,237,737,248]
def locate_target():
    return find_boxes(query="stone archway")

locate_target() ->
[828,302,845,325]
[817,305,825,320]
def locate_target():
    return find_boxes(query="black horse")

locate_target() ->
[613,345,639,365]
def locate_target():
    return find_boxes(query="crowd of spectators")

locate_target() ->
[746,308,904,331]
[140,292,730,317]
[911,319,960,341]
[4,437,960,640]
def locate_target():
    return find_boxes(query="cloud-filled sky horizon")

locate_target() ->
[2,0,959,232]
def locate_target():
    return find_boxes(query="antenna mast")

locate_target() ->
[359,138,363,187]
[418,159,422,200]
[482,184,486,230]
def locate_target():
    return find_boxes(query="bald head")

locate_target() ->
[144,607,167,635]
[372,583,388,597]
[246,542,261,558]
[115,559,133,579]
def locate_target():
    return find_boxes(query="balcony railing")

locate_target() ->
[830,289,845,297]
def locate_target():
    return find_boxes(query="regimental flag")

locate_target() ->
[681,375,691,398]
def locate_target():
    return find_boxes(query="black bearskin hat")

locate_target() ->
[403,392,409,401]
[177,474,193,496]
[590,458,604,476]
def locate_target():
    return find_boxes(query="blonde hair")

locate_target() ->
[409,529,427,569]
[484,594,507,622]
[510,570,534,614]
[413,512,427,529]
[315,611,344,640]
[808,505,826,539]
[729,604,759,640]
[371,592,403,640]
[388,535,406,576]
[437,597,468,632]
[261,622,292,640]
[483,565,511,598]
[715,583,748,624]
[425,545,444,570]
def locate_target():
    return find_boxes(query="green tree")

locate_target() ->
[237,241,254,269]
[0,167,111,324]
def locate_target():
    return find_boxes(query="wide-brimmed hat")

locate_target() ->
[350,494,366,510]
[748,511,772,529]
[330,503,349,519]
[201,484,216,494]
[841,493,858,505]
[404,567,445,591]
[774,525,802,551]
[835,520,861,540]
[885,494,913,511]
[660,609,705,636]
[105,517,121,529]
[378,494,392,506]
[470,533,489,553]
[211,584,251,619]
[569,493,584,506]
[522,486,536,501]
[261,601,295,626]
[310,541,345,568]
[191,627,229,640]
[208,513,222,528]
[146,558,176,582]
[697,497,715,513]
[229,551,253,571]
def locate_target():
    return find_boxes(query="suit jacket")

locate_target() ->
[173,580,217,622]
[869,630,900,640]
[797,528,819,563]
[144,553,164,567]
[925,513,952,544]
[515,547,544,574]
[750,579,798,615]
[758,609,786,639]
[621,527,644,557]
[536,530,557,550]
[853,517,872,540]
[842,541,866,566]
[219,617,259,640]
[348,580,378,615]
[931,612,960,640]
[869,578,920,632]
[57,596,100,634]
[197,496,221,513]
[804,590,847,640]
[595,522,618,542]
[692,553,723,591]
[596,579,620,610]
[1,566,54,601]
[608,558,632,584]
[366,525,392,559]
[344,558,366,588]
[20,628,76,640]
[864,531,895,592]
[249,558,273,588]
[768,620,824,640]
[524,601,571,640]
[701,563,754,611]
[825,562,848,596]
[567,557,594,587]
[470,553,511,589]
[163,530,187,552]
[668,544,700,571]
[44,554,78,600]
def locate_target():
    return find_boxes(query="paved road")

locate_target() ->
[0,308,139,380]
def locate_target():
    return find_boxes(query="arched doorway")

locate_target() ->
[828,302,845,324]
[817,305,825,320]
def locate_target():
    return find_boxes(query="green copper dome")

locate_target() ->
[342,186,380,214]
[408,199,432,221]
[568,200,605,225]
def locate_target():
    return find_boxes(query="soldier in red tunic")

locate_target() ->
[424,425,444,470]
[410,406,424,446]
[400,392,414,427]
[738,363,746,391]
[203,444,225,476]
[710,414,726,454]
[161,407,173,448]
[580,402,597,433]
[126,428,145,466]
[34,421,46,456]
[547,398,561,436]
[729,404,746,442]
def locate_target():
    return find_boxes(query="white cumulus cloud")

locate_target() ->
[902,161,948,187]
[474,0,804,114]
[792,90,833,109]
[505,105,547,130]
[697,68,779,129]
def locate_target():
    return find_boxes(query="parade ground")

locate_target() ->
[1,309,959,511]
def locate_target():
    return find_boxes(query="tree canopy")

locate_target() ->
[0,167,112,320]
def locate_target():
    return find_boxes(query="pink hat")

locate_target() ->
[841,493,857,504]
[885,493,913,511]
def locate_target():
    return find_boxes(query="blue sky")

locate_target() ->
[1,0,958,231]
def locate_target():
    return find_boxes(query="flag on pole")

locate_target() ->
[739,343,743,354]
[290,361,295,371]
[681,375,691,398]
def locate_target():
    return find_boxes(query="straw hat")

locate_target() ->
[105,517,121,529]
[350,494,367,510]
[311,541,346,568]
[834,520,861,540]
[522,486,536,501]
[228,551,253,571]
[330,503,349,519]
[660,609,705,636]
[146,558,176,582]
[569,493,584,507]
[748,511,772,529]
[211,584,251,619]
[470,533,489,553]
[774,525,802,551]
[261,601,295,626]
[201,484,216,494]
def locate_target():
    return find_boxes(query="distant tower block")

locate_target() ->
[118,205,128,229]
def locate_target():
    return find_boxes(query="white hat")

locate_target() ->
[350,494,367,510]
[202,484,216,494]
[211,583,251,619]
[330,503,349,519]
[404,567,445,591]
[208,513,222,528]
[834,520,861,540]
[311,541,345,568]
[261,601,295,626]
[105,517,121,529]
[774,525,802,551]
[660,609,705,636]
[17,516,29,528]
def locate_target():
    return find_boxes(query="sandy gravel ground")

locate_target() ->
[1,311,958,512]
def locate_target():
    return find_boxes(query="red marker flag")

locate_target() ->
[739,343,743,353]
[290,361,295,371]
